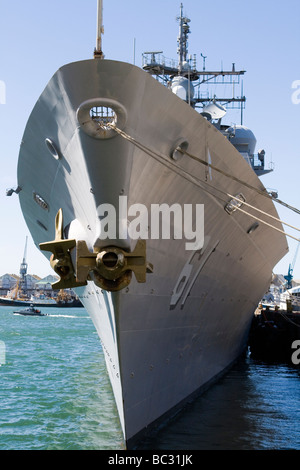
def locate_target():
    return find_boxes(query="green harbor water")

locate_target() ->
[0,306,123,450]
[0,305,299,450]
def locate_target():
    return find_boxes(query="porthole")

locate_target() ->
[224,193,245,215]
[247,222,259,234]
[170,138,189,161]
[45,138,60,160]
[77,98,127,139]
[33,192,49,211]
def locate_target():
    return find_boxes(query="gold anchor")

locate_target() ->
[76,239,153,292]
[40,209,153,292]
[40,209,87,289]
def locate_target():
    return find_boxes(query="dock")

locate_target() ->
[248,306,300,363]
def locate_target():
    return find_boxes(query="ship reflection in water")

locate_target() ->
[141,354,300,450]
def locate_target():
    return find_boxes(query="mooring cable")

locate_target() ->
[106,123,300,243]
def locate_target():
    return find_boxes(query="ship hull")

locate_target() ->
[17,59,288,448]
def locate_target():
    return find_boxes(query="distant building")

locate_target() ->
[0,273,79,302]
[0,273,57,296]
[35,275,59,292]
[0,274,18,293]
[24,274,41,290]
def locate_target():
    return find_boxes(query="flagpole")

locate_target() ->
[94,0,104,59]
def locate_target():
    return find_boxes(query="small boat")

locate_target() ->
[13,305,47,316]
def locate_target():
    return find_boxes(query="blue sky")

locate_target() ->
[0,0,299,281]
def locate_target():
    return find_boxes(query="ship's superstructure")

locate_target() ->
[14,3,288,448]
[142,4,272,177]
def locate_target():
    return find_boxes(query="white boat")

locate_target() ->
[279,287,300,311]
[14,2,288,448]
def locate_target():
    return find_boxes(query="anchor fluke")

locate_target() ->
[39,209,87,289]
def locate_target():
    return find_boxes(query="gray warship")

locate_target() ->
[14,2,287,448]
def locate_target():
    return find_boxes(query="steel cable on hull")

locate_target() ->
[106,123,300,243]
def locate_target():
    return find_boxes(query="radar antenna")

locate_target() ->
[177,3,191,74]
[201,53,207,71]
